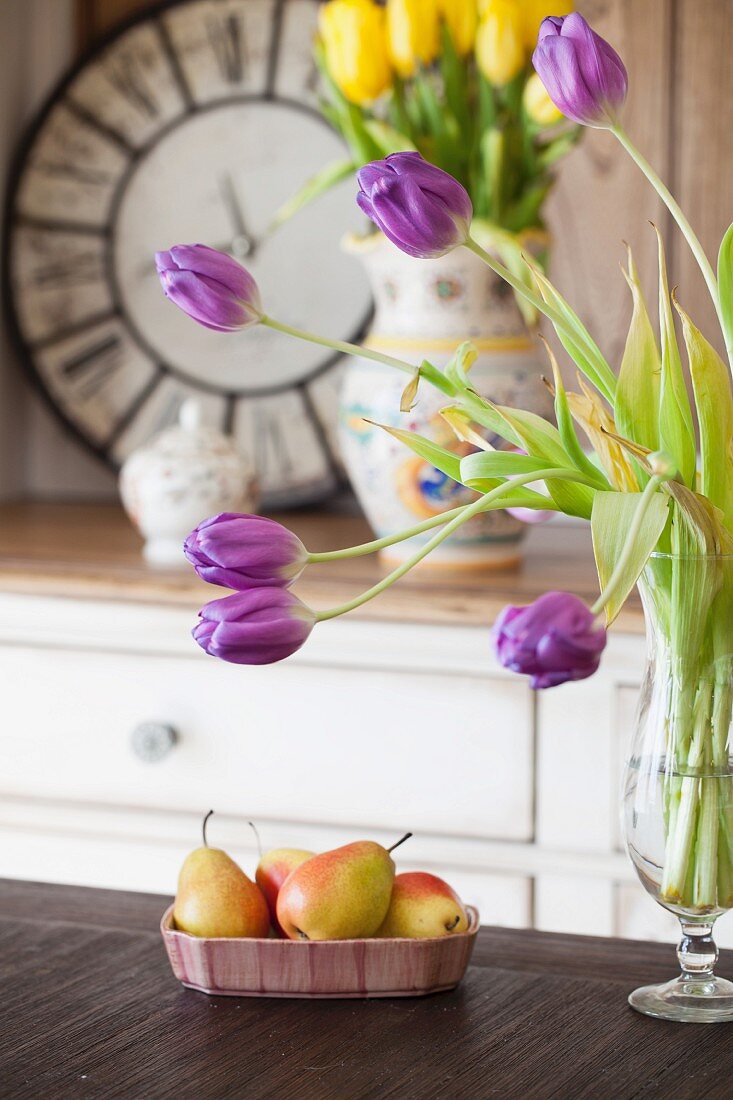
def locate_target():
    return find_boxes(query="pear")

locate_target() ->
[377,872,468,938]
[277,833,412,941]
[255,847,314,936]
[173,811,270,938]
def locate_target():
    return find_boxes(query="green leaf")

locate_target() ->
[592,490,670,624]
[472,220,538,327]
[460,451,553,484]
[491,404,596,518]
[523,257,617,403]
[269,158,355,229]
[717,222,733,357]
[616,244,661,455]
[654,226,696,488]
[444,341,478,391]
[543,340,610,489]
[367,422,467,485]
[674,295,733,530]
[362,120,416,156]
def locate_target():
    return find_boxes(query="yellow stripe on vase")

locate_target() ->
[365,334,534,354]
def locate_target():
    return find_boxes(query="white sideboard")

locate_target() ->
[1,504,730,950]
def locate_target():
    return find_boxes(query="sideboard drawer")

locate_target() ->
[1,644,534,841]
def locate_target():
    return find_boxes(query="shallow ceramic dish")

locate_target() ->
[161,904,479,999]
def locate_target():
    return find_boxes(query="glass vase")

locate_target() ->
[623,552,733,1022]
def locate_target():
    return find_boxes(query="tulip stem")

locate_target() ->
[260,315,454,397]
[590,473,666,618]
[315,468,593,622]
[307,503,481,561]
[610,125,729,359]
[464,238,617,403]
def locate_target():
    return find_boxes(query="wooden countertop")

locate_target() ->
[0,501,644,632]
[2,878,728,1099]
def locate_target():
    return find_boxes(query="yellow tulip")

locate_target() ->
[524,71,563,125]
[520,0,574,50]
[438,0,478,56]
[319,0,392,105]
[476,0,525,86]
[387,0,440,79]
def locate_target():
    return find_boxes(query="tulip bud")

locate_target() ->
[476,0,525,87]
[356,152,473,259]
[520,0,573,50]
[156,244,262,332]
[193,589,316,665]
[523,72,563,126]
[184,513,308,590]
[532,13,627,128]
[438,0,477,56]
[319,0,392,105]
[386,0,440,79]
[493,590,606,689]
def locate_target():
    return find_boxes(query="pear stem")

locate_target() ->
[202,809,214,848]
[388,832,413,853]
[248,820,263,859]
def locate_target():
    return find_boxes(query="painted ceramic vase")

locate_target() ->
[338,233,553,567]
[120,399,257,565]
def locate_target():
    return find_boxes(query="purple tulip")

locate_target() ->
[356,152,473,259]
[193,588,316,665]
[155,244,262,332]
[184,513,308,590]
[532,14,627,128]
[493,590,606,690]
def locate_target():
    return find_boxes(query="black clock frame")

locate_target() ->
[2,0,373,480]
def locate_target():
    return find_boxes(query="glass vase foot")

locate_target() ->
[629,975,733,1023]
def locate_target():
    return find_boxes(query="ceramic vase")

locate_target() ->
[338,232,552,568]
[120,399,257,565]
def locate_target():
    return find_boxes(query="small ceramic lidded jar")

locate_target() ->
[120,400,257,565]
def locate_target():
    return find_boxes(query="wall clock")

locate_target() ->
[3,0,372,506]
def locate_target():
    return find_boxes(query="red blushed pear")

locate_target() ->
[173,811,270,939]
[377,872,468,938]
[255,847,314,936]
[277,834,412,941]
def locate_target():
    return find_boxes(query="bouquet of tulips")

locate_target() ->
[278,0,580,255]
[159,15,733,914]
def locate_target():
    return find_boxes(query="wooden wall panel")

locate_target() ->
[673,0,733,358]
[546,0,673,375]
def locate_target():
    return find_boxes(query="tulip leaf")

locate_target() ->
[654,226,696,488]
[491,404,596,518]
[717,222,733,358]
[367,422,472,487]
[543,339,610,489]
[616,244,661,456]
[362,119,416,156]
[440,407,493,450]
[591,491,670,624]
[269,158,356,229]
[444,341,478,391]
[674,295,733,531]
[472,220,538,327]
[460,451,553,484]
[399,369,421,413]
[523,257,618,403]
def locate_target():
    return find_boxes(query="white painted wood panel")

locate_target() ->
[0,643,533,841]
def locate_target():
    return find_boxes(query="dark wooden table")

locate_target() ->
[2,879,730,1099]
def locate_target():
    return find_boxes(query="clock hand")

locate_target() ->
[219,173,259,261]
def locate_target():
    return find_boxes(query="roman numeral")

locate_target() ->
[33,160,115,188]
[61,335,121,380]
[30,253,103,289]
[107,53,159,119]
[206,13,246,84]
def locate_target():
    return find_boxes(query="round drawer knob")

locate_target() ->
[131,722,178,763]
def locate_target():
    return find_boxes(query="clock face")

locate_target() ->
[4,0,373,506]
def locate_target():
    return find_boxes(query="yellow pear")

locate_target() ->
[377,872,468,938]
[277,834,412,941]
[173,811,270,938]
[255,847,314,936]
